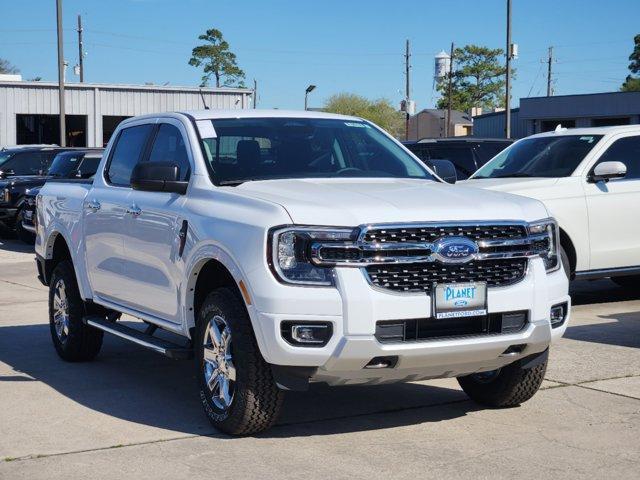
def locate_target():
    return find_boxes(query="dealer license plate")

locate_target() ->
[433,282,487,319]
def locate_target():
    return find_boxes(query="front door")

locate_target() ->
[584,134,640,270]
[119,121,192,323]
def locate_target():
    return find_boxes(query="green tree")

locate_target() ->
[189,29,245,88]
[0,58,19,74]
[436,45,508,112]
[621,34,640,92]
[323,93,405,138]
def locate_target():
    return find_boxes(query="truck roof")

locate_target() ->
[527,125,640,139]
[180,109,362,122]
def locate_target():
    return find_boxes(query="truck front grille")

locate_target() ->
[365,258,528,293]
[363,224,527,244]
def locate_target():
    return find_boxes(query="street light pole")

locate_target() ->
[56,0,66,146]
[505,0,512,139]
[304,85,316,111]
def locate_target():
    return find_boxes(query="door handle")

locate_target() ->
[126,205,142,216]
[85,200,101,212]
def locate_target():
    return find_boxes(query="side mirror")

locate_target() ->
[130,161,188,194]
[589,161,627,183]
[431,159,457,184]
[0,169,15,179]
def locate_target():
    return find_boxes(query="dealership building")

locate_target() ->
[473,91,640,139]
[0,79,253,148]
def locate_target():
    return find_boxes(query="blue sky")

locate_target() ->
[1,0,638,110]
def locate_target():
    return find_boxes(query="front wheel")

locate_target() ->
[49,260,103,361]
[15,208,35,244]
[196,287,284,435]
[457,353,547,408]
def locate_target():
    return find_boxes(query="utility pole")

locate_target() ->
[404,39,411,141]
[505,0,512,139]
[446,42,455,137]
[546,46,554,97]
[253,79,257,109]
[77,14,84,82]
[56,0,66,146]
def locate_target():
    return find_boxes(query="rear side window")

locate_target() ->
[106,124,154,186]
[426,146,476,178]
[77,156,101,178]
[147,124,191,181]
[594,135,640,180]
[4,152,48,175]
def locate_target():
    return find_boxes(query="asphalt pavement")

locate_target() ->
[0,238,638,479]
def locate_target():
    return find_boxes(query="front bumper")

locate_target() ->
[248,257,570,386]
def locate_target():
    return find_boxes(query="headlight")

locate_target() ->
[268,226,358,286]
[528,219,559,273]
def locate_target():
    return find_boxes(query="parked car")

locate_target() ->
[1,148,102,241]
[465,125,640,287]
[404,137,513,180]
[36,110,569,435]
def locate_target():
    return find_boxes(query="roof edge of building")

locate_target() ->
[0,80,252,94]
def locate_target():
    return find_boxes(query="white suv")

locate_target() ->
[36,110,570,434]
[466,125,640,286]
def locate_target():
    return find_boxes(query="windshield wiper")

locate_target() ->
[490,173,535,178]
[218,179,250,186]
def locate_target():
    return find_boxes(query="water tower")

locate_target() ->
[434,50,451,84]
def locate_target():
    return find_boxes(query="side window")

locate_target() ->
[8,152,45,175]
[76,156,101,178]
[147,124,191,181]
[427,146,476,178]
[106,124,154,186]
[595,136,640,180]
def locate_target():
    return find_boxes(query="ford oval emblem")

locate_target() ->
[434,237,479,263]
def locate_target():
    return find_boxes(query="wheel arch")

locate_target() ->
[559,227,576,278]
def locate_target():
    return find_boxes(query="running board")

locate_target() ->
[84,316,193,360]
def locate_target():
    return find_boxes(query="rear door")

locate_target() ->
[118,120,192,322]
[584,134,640,269]
[83,123,154,302]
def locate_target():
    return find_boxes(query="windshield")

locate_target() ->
[473,135,603,179]
[0,151,14,167]
[48,152,83,177]
[201,118,435,184]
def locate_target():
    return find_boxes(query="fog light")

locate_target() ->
[550,303,567,328]
[364,356,398,369]
[281,321,333,347]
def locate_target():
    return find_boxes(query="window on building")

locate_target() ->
[147,124,191,181]
[594,135,640,180]
[16,114,87,147]
[105,124,154,186]
[591,117,631,127]
[540,119,576,132]
[103,116,131,147]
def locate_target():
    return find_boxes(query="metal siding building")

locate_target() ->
[473,92,640,139]
[0,81,253,147]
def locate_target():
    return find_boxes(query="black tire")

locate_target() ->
[611,275,639,289]
[15,209,35,244]
[196,287,284,435]
[49,260,103,361]
[560,245,571,281]
[457,355,547,408]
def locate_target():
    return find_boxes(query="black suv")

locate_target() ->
[404,138,513,180]
[0,147,103,241]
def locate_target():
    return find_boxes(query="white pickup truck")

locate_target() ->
[466,125,640,285]
[35,110,570,435]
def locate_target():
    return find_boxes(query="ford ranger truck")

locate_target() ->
[35,110,570,435]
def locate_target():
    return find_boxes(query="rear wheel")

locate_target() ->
[196,287,284,435]
[612,275,639,289]
[457,354,547,408]
[49,260,103,361]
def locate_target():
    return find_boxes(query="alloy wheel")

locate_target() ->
[52,279,70,343]
[203,315,236,411]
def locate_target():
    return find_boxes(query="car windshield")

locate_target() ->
[201,117,435,185]
[0,151,14,167]
[473,135,603,179]
[48,152,84,177]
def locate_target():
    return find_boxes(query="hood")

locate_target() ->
[234,178,549,226]
[0,175,49,189]
[462,177,560,191]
